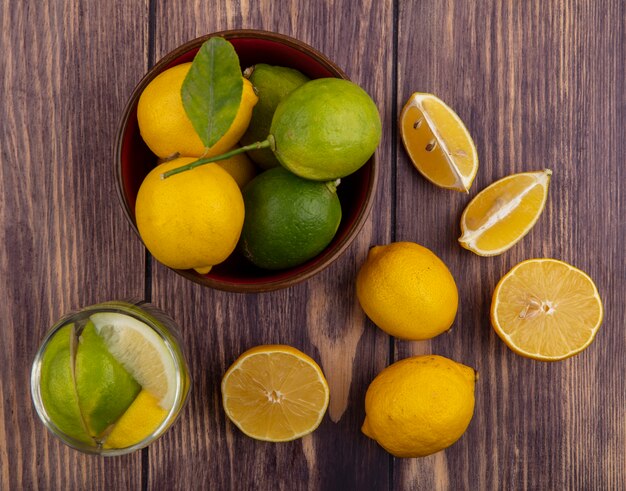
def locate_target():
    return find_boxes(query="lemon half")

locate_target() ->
[221,345,330,442]
[491,258,603,361]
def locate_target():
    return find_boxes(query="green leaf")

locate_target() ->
[181,37,243,148]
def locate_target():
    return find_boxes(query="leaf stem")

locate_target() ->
[161,139,272,179]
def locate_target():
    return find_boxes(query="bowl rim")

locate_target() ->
[114,29,379,293]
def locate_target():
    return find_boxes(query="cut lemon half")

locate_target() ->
[400,93,478,192]
[221,345,330,442]
[491,259,603,361]
[459,169,551,256]
[90,312,177,410]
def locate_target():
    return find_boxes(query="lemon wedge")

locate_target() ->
[459,169,551,256]
[103,390,168,449]
[400,92,478,192]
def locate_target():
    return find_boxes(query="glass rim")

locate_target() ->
[30,300,190,456]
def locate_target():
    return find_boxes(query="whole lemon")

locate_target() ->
[356,242,458,340]
[362,355,476,458]
[135,157,245,274]
[137,63,258,159]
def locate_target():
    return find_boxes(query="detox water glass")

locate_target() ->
[31,300,191,456]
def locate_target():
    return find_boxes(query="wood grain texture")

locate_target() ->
[2,0,624,489]
[395,1,625,489]
[0,0,149,488]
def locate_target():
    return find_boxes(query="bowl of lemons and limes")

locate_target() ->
[115,30,380,292]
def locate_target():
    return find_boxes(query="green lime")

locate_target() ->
[240,64,310,169]
[238,167,342,269]
[75,321,141,437]
[270,78,381,180]
[39,324,92,444]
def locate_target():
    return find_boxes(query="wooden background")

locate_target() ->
[1,0,624,489]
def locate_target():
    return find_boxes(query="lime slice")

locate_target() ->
[39,324,93,444]
[90,312,177,410]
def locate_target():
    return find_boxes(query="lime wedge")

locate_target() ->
[39,324,92,444]
[74,322,141,437]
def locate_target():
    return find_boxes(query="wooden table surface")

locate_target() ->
[2,1,624,489]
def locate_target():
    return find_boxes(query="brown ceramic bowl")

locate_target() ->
[115,29,378,292]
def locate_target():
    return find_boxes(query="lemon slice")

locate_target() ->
[90,312,176,410]
[491,259,603,361]
[221,345,330,442]
[400,93,478,192]
[459,169,551,256]
[103,390,168,449]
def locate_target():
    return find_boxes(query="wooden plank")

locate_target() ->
[148,0,394,489]
[4,0,623,488]
[394,1,625,489]
[0,0,148,488]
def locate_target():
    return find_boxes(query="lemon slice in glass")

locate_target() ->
[221,345,330,442]
[103,389,168,448]
[491,258,603,361]
[90,312,176,410]
[400,92,478,192]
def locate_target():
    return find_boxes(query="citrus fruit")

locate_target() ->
[491,258,603,361]
[270,78,381,180]
[238,167,342,270]
[91,312,177,410]
[103,390,168,449]
[362,355,476,458]
[135,157,245,274]
[137,62,258,159]
[356,242,458,340]
[240,64,310,169]
[400,93,478,192]
[74,322,141,437]
[38,324,92,444]
[459,169,552,256]
[221,345,330,442]
[215,149,257,188]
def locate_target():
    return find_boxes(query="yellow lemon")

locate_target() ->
[135,157,245,274]
[356,242,458,340]
[459,169,552,256]
[362,355,476,458]
[137,63,258,159]
[400,93,478,192]
[491,258,603,361]
[103,390,168,449]
[221,345,329,442]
